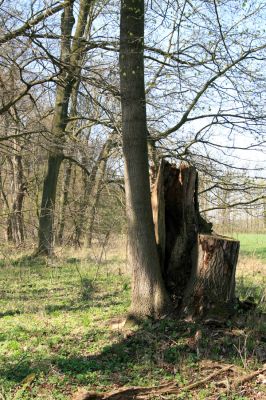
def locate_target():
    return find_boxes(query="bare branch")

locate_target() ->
[0,1,68,45]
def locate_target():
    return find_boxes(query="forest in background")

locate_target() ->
[0,0,265,253]
[0,1,266,398]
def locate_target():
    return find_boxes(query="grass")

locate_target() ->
[233,233,266,262]
[230,233,266,312]
[0,239,265,399]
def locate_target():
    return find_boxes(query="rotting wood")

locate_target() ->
[182,234,240,319]
[151,161,240,319]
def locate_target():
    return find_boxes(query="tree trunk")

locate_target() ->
[6,154,26,244]
[72,167,88,248]
[71,137,112,248]
[36,0,92,255]
[119,1,239,321]
[120,0,170,319]
[85,137,113,247]
[36,1,75,256]
[57,160,72,245]
[37,154,63,255]
[151,161,240,320]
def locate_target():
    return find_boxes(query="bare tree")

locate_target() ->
[37,0,94,255]
[120,0,170,318]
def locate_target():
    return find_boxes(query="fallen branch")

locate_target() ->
[73,364,234,399]
[231,366,266,389]
[175,364,234,393]
[217,366,266,398]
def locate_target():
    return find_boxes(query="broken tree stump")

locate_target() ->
[182,234,240,319]
[151,161,240,319]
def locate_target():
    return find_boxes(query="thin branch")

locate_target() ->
[0,1,68,45]
[157,43,266,139]
[202,195,266,213]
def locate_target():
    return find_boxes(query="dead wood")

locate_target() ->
[151,161,240,319]
[174,364,234,393]
[216,366,266,398]
[231,366,266,389]
[72,364,234,399]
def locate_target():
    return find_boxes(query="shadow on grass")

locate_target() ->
[9,255,47,268]
[1,317,265,388]
[236,277,265,310]
[0,310,21,318]
[44,290,123,314]
[54,320,265,383]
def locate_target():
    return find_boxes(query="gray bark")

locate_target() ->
[120,0,170,319]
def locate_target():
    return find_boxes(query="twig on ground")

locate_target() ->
[73,364,234,399]
[217,366,266,398]
[174,364,234,393]
[231,366,266,388]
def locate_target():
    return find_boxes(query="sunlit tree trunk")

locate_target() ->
[6,153,26,244]
[57,76,81,246]
[120,0,170,319]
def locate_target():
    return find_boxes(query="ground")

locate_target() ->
[0,234,265,399]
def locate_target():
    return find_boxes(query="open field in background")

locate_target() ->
[0,234,265,399]
[233,233,266,313]
[233,234,266,263]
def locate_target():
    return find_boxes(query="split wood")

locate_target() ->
[73,364,234,399]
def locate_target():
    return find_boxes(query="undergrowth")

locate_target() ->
[0,245,265,399]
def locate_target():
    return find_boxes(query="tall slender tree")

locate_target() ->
[37,0,93,255]
[119,0,170,318]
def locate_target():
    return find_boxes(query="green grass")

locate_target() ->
[232,233,266,310]
[234,233,266,262]
[0,254,131,399]
[0,246,265,399]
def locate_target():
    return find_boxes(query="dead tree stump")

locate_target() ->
[182,234,240,319]
[151,161,240,320]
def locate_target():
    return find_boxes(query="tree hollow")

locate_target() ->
[151,161,240,319]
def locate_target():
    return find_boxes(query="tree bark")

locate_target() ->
[57,77,80,246]
[37,154,63,255]
[182,234,239,319]
[120,0,170,319]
